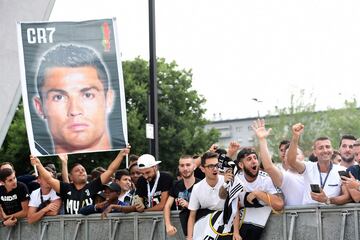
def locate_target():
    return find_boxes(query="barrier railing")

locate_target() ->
[1,203,360,240]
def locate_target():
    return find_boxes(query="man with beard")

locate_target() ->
[164,155,200,238]
[135,154,173,211]
[251,119,305,206]
[287,123,350,205]
[232,147,284,240]
[339,135,356,168]
[341,140,360,202]
[30,147,130,214]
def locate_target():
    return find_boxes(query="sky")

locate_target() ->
[50,0,360,121]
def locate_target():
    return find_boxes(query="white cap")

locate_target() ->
[137,154,161,169]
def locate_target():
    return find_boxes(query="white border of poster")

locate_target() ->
[17,18,128,156]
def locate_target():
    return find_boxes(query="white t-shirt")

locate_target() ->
[188,175,225,211]
[302,161,345,205]
[280,170,305,206]
[29,188,60,208]
[236,170,279,195]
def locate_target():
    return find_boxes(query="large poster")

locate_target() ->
[17,18,128,156]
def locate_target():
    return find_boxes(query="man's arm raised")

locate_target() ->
[252,119,283,187]
[287,123,306,174]
[58,154,70,183]
[30,155,60,193]
[100,146,130,184]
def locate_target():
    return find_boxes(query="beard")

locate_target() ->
[341,155,354,163]
[243,165,259,178]
[182,171,194,179]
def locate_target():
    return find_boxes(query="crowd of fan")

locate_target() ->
[0,120,360,240]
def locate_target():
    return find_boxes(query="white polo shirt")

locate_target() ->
[302,161,345,205]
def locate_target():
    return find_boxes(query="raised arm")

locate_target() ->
[227,141,240,160]
[100,146,130,184]
[287,123,306,174]
[252,119,283,187]
[58,154,70,183]
[30,155,60,193]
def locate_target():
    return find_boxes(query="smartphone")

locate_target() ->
[310,184,321,193]
[338,170,350,178]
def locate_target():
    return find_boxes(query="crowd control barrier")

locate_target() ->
[1,203,360,240]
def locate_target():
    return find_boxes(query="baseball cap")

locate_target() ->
[137,154,161,169]
[104,182,121,192]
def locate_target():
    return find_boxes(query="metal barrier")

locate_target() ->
[1,204,360,239]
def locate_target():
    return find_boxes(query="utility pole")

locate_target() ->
[147,0,159,160]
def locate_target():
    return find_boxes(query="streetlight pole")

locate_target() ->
[147,0,159,161]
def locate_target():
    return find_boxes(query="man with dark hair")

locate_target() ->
[0,168,29,227]
[80,182,121,216]
[287,124,350,205]
[278,140,290,172]
[128,163,141,187]
[30,147,130,214]
[339,135,356,168]
[114,169,133,205]
[342,140,360,202]
[164,155,200,238]
[187,152,227,240]
[33,44,115,154]
[231,146,284,240]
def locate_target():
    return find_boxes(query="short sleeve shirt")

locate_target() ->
[302,161,344,204]
[29,188,60,208]
[188,175,225,211]
[169,178,200,212]
[136,171,173,208]
[59,177,104,214]
[0,182,29,215]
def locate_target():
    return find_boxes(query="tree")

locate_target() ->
[123,57,219,171]
[264,90,360,161]
[1,58,219,173]
[0,102,32,174]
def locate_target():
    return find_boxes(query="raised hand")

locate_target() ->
[120,145,131,156]
[251,119,272,140]
[292,123,304,137]
[58,154,68,163]
[227,141,240,158]
[30,155,41,167]
[208,143,219,153]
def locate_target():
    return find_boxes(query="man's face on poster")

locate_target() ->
[34,66,114,153]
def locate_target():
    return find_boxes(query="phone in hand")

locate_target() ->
[310,184,321,193]
[338,170,350,178]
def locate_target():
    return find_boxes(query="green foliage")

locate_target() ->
[264,90,360,161]
[0,102,31,175]
[1,58,219,174]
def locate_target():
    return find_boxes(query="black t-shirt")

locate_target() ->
[169,178,200,212]
[347,165,360,180]
[169,178,200,236]
[194,168,205,180]
[136,171,173,208]
[59,177,104,214]
[0,182,29,215]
